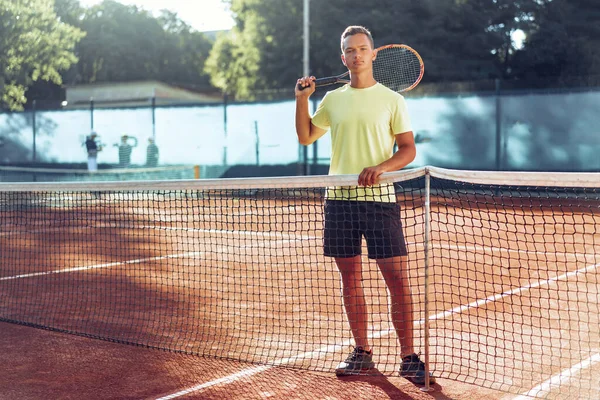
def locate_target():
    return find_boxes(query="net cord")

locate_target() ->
[1,166,599,192]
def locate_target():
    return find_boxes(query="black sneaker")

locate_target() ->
[400,353,436,385]
[335,347,375,376]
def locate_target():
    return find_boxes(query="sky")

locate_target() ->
[78,0,235,32]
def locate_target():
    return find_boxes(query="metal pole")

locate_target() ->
[421,169,432,392]
[311,97,318,167]
[303,0,309,77]
[223,93,228,166]
[254,121,259,166]
[301,0,310,175]
[90,98,95,131]
[32,100,37,162]
[495,79,502,171]
[151,96,156,140]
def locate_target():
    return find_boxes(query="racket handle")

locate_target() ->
[314,77,339,87]
[297,76,340,91]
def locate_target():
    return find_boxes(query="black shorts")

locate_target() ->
[323,200,408,259]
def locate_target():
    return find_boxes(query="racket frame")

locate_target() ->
[301,44,424,93]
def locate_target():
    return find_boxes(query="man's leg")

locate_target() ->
[376,256,414,357]
[334,255,375,375]
[88,155,97,172]
[377,256,435,384]
[335,255,369,351]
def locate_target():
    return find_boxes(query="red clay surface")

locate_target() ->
[0,321,509,400]
[1,189,599,399]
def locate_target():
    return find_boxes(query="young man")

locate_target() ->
[85,132,102,172]
[116,135,137,168]
[294,25,435,385]
[146,137,159,167]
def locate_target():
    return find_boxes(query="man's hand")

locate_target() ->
[295,76,316,98]
[358,165,384,186]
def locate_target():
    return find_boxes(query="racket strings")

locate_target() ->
[374,47,423,92]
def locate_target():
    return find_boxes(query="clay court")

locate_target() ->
[1,170,599,399]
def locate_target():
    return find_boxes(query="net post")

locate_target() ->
[495,79,502,171]
[420,167,433,392]
[151,96,156,141]
[90,98,94,131]
[32,100,37,163]
[223,93,228,166]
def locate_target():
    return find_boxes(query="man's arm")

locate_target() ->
[358,131,416,186]
[295,76,327,145]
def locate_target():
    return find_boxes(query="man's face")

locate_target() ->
[341,33,376,72]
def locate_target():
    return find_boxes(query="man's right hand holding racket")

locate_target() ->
[295,76,316,98]
[295,76,327,146]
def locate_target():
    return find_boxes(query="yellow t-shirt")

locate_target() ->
[311,83,412,202]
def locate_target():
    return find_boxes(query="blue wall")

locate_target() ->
[1,88,599,173]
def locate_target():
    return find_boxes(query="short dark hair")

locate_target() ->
[340,26,374,52]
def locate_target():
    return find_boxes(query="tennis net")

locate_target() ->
[0,165,199,182]
[0,167,598,398]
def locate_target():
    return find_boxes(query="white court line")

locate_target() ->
[433,242,595,261]
[0,223,319,241]
[155,330,395,400]
[138,225,318,240]
[513,353,600,400]
[156,365,272,400]
[155,261,600,400]
[0,236,313,281]
[2,222,595,261]
[431,262,600,319]
[3,240,590,283]
[2,221,594,261]
[0,252,204,281]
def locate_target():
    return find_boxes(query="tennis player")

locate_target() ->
[294,25,434,385]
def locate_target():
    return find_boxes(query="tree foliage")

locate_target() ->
[204,33,241,95]
[512,0,600,83]
[155,10,213,89]
[211,0,526,99]
[205,0,300,98]
[25,0,215,108]
[74,0,211,85]
[0,0,84,110]
[211,0,598,99]
[2,0,599,108]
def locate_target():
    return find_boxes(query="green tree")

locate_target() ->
[208,0,299,99]
[76,0,166,83]
[205,33,243,96]
[310,0,541,82]
[512,0,600,83]
[156,10,213,90]
[210,0,543,99]
[475,0,542,79]
[54,0,85,27]
[74,1,213,90]
[0,0,84,110]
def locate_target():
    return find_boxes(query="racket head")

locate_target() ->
[373,44,424,93]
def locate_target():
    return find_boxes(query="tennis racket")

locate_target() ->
[299,44,424,93]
